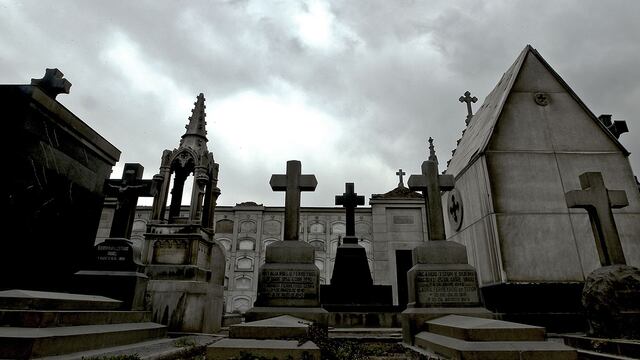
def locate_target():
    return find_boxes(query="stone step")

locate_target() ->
[560,334,640,359]
[0,289,121,311]
[329,327,403,342]
[0,309,151,328]
[574,349,639,360]
[207,339,320,360]
[426,314,546,342]
[0,322,167,359]
[229,315,312,340]
[414,331,577,360]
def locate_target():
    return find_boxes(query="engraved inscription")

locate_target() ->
[415,270,479,304]
[262,269,316,299]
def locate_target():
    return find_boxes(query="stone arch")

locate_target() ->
[236,256,254,271]
[309,239,325,251]
[262,219,281,236]
[217,238,232,253]
[308,221,325,235]
[234,275,252,290]
[232,296,251,313]
[331,222,345,235]
[215,219,234,234]
[355,222,371,235]
[237,237,255,251]
[262,238,280,251]
[239,220,257,234]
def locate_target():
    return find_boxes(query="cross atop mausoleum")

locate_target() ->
[459,90,478,125]
[408,138,455,240]
[105,163,156,239]
[270,160,317,241]
[396,169,406,188]
[335,183,365,242]
[565,172,629,266]
[31,68,71,99]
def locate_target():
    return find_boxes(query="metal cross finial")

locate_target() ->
[459,91,478,125]
[396,169,406,188]
[428,137,438,165]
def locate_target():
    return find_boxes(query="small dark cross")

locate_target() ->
[270,160,317,241]
[31,68,72,99]
[396,169,406,188]
[335,183,365,242]
[565,172,629,266]
[449,195,460,223]
[459,91,478,125]
[105,163,156,239]
[408,138,455,240]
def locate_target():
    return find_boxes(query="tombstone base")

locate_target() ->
[401,307,494,344]
[582,265,640,339]
[265,240,315,264]
[73,270,148,310]
[146,279,224,333]
[255,262,321,307]
[245,306,328,327]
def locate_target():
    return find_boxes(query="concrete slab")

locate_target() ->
[245,306,328,326]
[0,310,150,328]
[0,322,166,358]
[426,315,545,341]
[0,290,121,310]
[207,338,320,360]
[415,331,577,360]
[230,315,312,339]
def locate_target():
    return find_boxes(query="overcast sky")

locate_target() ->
[2,1,639,207]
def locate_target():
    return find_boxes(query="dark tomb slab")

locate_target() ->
[320,183,392,310]
[1,69,120,291]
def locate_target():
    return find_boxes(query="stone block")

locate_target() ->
[0,290,121,311]
[207,339,320,360]
[401,307,493,344]
[413,242,468,264]
[426,315,545,342]
[229,315,311,339]
[245,307,328,327]
[265,241,315,263]
[255,263,320,307]
[407,263,482,308]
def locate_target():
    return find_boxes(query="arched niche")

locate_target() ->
[309,239,325,251]
[262,219,281,236]
[232,296,251,313]
[331,222,345,235]
[235,275,252,290]
[237,237,255,251]
[262,238,280,251]
[236,256,254,271]
[217,238,232,253]
[239,220,257,234]
[355,222,371,235]
[216,219,234,234]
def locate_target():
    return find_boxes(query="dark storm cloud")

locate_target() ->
[1,0,638,206]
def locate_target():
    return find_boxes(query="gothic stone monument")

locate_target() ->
[320,183,392,309]
[566,172,640,338]
[142,94,226,333]
[246,160,328,325]
[74,163,156,310]
[2,69,120,291]
[402,138,491,344]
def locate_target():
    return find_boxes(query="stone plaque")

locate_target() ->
[393,215,414,224]
[415,269,479,305]
[92,238,140,271]
[261,269,317,299]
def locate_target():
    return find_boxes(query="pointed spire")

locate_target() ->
[428,137,438,165]
[179,93,209,152]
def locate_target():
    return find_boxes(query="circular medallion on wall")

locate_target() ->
[447,188,464,232]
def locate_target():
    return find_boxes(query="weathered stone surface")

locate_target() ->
[207,339,320,360]
[256,263,320,307]
[582,265,640,339]
[229,315,312,339]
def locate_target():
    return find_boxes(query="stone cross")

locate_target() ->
[335,183,365,242]
[565,172,629,266]
[396,169,406,187]
[31,68,72,99]
[408,138,455,240]
[105,163,156,239]
[459,91,478,125]
[598,114,629,139]
[270,160,317,241]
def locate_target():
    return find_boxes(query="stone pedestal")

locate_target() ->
[74,238,148,310]
[401,241,492,344]
[143,224,226,333]
[247,241,328,325]
[582,265,640,339]
[320,236,392,309]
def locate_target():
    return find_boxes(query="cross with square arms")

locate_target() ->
[335,182,365,238]
[408,139,454,241]
[270,160,317,241]
[396,169,406,187]
[565,172,629,266]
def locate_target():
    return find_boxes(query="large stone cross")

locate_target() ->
[459,90,478,125]
[396,169,406,187]
[335,183,365,242]
[105,163,156,239]
[408,139,455,240]
[565,172,629,266]
[31,68,72,99]
[270,160,317,241]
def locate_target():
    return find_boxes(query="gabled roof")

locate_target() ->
[370,185,423,200]
[445,45,630,177]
